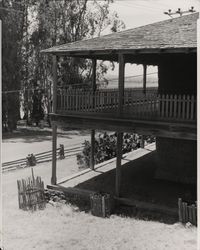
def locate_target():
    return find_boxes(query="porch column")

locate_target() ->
[115,54,125,196]
[118,54,125,113]
[115,132,123,197]
[90,59,97,170]
[51,55,58,185]
[143,64,147,95]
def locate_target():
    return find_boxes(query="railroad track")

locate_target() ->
[2,144,84,172]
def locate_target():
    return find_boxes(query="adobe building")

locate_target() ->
[42,13,198,199]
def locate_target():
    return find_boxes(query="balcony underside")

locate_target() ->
[50,112,196,140]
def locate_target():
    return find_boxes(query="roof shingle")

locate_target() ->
[42,13,199,55]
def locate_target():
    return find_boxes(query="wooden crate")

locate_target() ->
[90,193,113,218]
[178,198,197,226]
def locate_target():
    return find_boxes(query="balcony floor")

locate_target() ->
[50,111,197,140]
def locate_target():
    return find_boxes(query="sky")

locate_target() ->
[104,0,200,77]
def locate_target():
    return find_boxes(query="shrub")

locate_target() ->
[77,132,155,168]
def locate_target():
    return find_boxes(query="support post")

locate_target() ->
[51,55,58,185]
[52,55,58,113]
[92,59,97,93]
[143,64,147,95]
[118,54,125,114]
[115,132,123,197]
[51,123,57,185]
[90,129,95,170]
[90,59,96,170]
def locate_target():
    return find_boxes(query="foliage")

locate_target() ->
[1,0,26,131]
[30,0,125,88]
[77,132,155,168]
[1,0,125,130]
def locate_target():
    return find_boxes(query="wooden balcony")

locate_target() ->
[56,88,196,123]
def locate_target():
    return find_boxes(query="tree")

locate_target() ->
[1,0,125,130]
[1,0,26,131]
[29,0,125,117]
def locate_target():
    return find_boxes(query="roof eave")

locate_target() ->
[41,47,197,57]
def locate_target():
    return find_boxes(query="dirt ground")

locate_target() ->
[1,127,197,250]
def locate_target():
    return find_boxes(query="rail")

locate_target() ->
[2,144,84,172]
[56,89,196,122]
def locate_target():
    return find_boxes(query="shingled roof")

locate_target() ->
[42,12,198,57]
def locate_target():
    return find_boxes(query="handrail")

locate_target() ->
[56,89,196,122]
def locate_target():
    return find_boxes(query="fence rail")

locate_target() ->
[56,89,196,122]
[2,144,84,172]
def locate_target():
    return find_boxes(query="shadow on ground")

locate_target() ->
[74,152,196,223]
[2,126,90,143]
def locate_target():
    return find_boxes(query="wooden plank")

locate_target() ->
[178,198,182,222]
[169,94,173,118]
[190,95,194,120]
[51,124,57,185]
[178,95,182,118]
[115,132,123,197]
[52,55,58,113]
[186,95,190,120]
[173,95,177,119]
[182,95,186,119]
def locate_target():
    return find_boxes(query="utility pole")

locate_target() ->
[164,7,196,18]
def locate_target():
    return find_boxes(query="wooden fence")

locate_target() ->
[17,169,46,211]
[56,89,196,122]
[2,144,84,172]
[178,198,197,226]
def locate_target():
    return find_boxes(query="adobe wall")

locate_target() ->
[155,137,197,184]
[155,53,197,184]
[158,54,196,95]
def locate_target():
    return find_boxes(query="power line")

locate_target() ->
[2,72,158,94]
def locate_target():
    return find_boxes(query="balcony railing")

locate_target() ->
[56,89,196,122]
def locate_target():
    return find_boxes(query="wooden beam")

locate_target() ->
[143,64,147,95]
[90,129,95,170]
[52,55,58,113]
[51,123,57,185]
[116,132,123,197]
[118,54,125,114]
[50,113,197,140]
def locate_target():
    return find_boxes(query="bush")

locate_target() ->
[77,132,155,168]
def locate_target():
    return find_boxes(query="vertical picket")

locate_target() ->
[190,95,194,120]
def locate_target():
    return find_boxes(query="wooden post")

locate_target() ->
[51,55,58,185]
[92,59,97,93]
[90,59,96,170]
[51,123,57,185]
[115,132,123,197]
[90,129,95,170]
[143,64,147,95]
[118,54,125,114]
[52,55,58,113]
